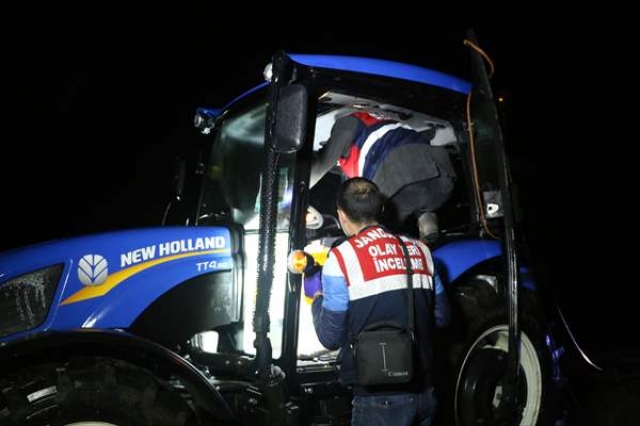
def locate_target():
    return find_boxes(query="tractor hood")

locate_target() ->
[0,226,234,341]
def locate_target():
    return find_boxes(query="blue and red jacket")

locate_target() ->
[309,112,456,209]
[338,112,421,180]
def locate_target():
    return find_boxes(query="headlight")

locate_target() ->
[0,264,63,338]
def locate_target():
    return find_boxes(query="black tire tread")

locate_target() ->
[0,356,197,426]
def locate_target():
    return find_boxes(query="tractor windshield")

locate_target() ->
[198,90,293,231]
[197,88,295,359]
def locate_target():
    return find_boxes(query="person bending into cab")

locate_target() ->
[310,111,456,242]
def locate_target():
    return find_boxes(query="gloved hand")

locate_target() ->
[303,270,322,304]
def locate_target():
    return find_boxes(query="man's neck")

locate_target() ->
[351,221,379,236]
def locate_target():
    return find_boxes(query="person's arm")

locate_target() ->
[433,270,451,328]
[309,115,359,187]
[416,240,451,328]
[310,253,349,350]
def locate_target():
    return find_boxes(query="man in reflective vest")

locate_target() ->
[310,112,456,242]
[308,177,451,426]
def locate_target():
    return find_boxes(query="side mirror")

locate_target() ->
[193,107,221,135]
[273,83,308,153]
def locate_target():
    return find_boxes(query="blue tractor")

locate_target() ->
[0,34,566,425]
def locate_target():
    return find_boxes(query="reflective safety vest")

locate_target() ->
[330,225,434,302]
[329,225,438,388]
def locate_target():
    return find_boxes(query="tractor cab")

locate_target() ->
[188,43,561,424]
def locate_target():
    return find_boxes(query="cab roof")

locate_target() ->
[223,54,471,109]
[290,54,470,95]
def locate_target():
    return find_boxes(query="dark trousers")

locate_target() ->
[384,177,454,226]
[351,386,437,426]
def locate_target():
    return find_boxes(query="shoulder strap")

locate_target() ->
[396,236,415,340]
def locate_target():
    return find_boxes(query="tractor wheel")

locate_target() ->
[0,356,198,426]
[452,321,559,426]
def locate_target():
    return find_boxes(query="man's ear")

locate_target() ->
[337,208,349,234]
[337,208,346,222]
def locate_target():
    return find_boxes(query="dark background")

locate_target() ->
[0,4,631,422]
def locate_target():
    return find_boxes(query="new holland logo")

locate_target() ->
[78,254,109,286]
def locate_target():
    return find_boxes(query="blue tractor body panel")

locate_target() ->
[0,227,232,341]
[433,240,501,282]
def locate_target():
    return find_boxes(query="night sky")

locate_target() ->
[1,5,629,356]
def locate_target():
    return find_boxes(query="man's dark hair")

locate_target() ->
[336,177,385,224]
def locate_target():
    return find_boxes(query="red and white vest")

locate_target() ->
[330,225,434,302]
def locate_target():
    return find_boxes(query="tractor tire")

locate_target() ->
[450,319,559,426]
[0,356,199,426]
